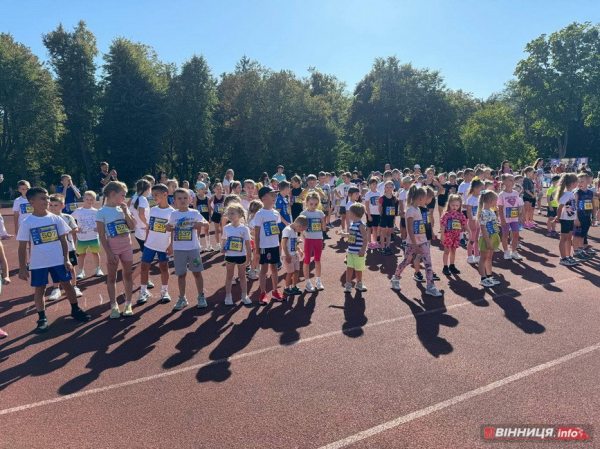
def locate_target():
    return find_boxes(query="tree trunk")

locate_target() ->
[557,127,568,158]
[77,130,93,188]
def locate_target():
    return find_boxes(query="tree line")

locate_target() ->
[1,21,600,195]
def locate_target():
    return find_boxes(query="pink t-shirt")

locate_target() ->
[497,190,523,223]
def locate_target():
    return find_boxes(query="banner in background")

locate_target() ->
[550,157,588,167]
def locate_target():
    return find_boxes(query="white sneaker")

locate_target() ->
[355,282,367,292]
[344,282,352,293]
[241,295,252,305]
[473,256,480,264]
[391,276,401,291]
[48,288,61,301]
[467,256,475,264]
[224,295,234,306]
[305,282,316,293]
[488,277,501,285]
[173,296,189,311]
[511,252,522,260]
[315,279,325,291]
[503,250,512,260]
[76,269,85,280]
[94,267,104,277]
[137,290,151,304]
[216,243,221,252]
[425,286,442,297]
[74,286,83,298]
[480,278,494,287]
[248,270,259,280]
[207,245,214,252]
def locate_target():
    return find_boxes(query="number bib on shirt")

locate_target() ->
[214,204,224,214]
[505,207,519,218]
[486,221,500,235]
[293,196,302,204]
[413,220,425,235]
[224,236,243,252]
[422,211,430,224]
[386,207,396,216]
[370,196,380,206]
[320,197,328,205]
[30,225,59,245]
[107,219,130,237]
[149,217,168,233]
[348,231,359,244]
[578,200,593,211]
[308,218,322,232]
[66,203,78,212]
[200,204,209,213]
[175,229,192,241]
[20,203,34,214]
[263,221,280,236]
[446,219,462,231]
[470,206,478,216]
[289,238,297,252]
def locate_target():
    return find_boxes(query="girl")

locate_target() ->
[397,176,412,246]
[300,193,326,292]
[499,160,513,175]
[166,179,178,206]
[223,169,235,194]
[220,194,242,228]
[246,200,264,280]
[196,183,212,251]
[221,204,253,306]
[182,180,197,209]
[522,166,536,227]
[498,174,523,260]
[390,185,442,297]
[534,158,545,214]
[129,179,151,251]
[96,181,137,318]
[423,167,443,230]
[345,187,361,231]
[466,178,484,264]
[440,194,468,275]
[0,240,10,338]
[436,173,449,220]
[209,183,226,251]
[477,190,501,287]
[378,181,397,255]
[257,172,270,191]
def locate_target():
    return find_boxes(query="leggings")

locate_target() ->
[395,242,434,288]
[468,222,480,257]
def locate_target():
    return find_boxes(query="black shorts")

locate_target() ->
[437,196,448,208]
[426,197,436,209]
[339,206,346,215]
[367,215,380,228]
[523,197,536,207]
[560,219,574,234]
[574,216,591,238]
[225,256,247,265]
[380,216,394,228]
[69,250,78,267]
[400,217,406,228]
[259,247,280,265]
[211,213,222,224]
[547,209,557,218]
[462,210,468,220]
[425,226,432,241]
[135,237,145,251]
[201,213,210,222]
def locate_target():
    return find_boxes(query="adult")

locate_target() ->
[223,169,235,194]
[533,158,544,212]
[384,163,391,172]
[156,170,168,185]
[96,162,117,195]
[499,160,513,175]
[272,165,287,183]
[413,164,422,176]
[257,172,270,190]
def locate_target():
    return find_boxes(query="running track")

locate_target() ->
[0,208,599,448]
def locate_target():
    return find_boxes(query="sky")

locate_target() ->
[3,0,600,99]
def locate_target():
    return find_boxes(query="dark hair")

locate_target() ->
[278,180,290,190]
[134,179,152,209]
[26,186,48,201]
[100,162,108,167]
[152,183,169,194]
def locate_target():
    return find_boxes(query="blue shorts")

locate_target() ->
[31,265,72,287]
[141,247,169,263]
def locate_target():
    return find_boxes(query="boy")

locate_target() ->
[282,216,308,296]
[55,174,81,214]
[546,175,560,236]
[377,171,393,196]
[72,190,103,279]
[290,175,304,221]
[13,180,32,236]
[337,203,368,292]
[334,172,352,231]
[299,174,326,206]
[17,187,91,332]
[276,180,292,233]
[167,188,209,310]
[138,184,174,304]
[241,179,258,211]
[195,182,212,251]
[166,179,178,206]
[254,186,285,304]
[363,178,381,249]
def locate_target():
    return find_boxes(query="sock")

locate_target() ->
[316,277,321,282]
[161,285,168,292]
[71,303,79,312]
[140,284,147,294]
[38,311,46,320]
[241,291,247,297]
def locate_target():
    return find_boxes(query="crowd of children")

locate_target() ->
[0,163,598,338]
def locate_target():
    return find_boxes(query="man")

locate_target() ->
[273,165,286,183]
[413,164,422,176]
[96,162,117,197]
[384,163,391,172]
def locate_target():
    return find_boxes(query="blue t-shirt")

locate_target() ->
[275,194,291,230]
[56,185,81,214]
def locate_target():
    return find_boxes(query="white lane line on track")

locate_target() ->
[318,341,600,449]
[0,276,579,416]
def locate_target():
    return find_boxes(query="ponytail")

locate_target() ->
[133,179,151,210]
[557,173,577,201]
[407,184,426,207]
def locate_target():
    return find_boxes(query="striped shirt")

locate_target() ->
[347,221,364,254]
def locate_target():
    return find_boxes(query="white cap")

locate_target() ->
[414,164,421,169]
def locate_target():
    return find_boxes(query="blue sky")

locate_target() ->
[3,0,600,98]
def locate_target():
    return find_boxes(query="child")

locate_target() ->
[55,174,81,214]
[48,194,82,299]
[458,168,475,245]
[440,194,468,275]
[546,175,560,236]
[522,166,536,228]
[72,191,103,279]
[334,172,352,231]
[0,240,10,338]
[13,180,32,236]
[241,179,258,212]
[138,183,174,305]
[466,178,484,264]
[397,176,412,246]
[182,180,197,209]
[276,180,292,234]
[18,187,91,332]
[477,190,501,287]
[196,182,213,251]
[209,182,225,251]
[436,173,449,219]
[168,188,209,310]
[378,181,398,255]
[290,175,304,221]
[96,181,137,318]
[413,187,441,283]
[337,203,368,292]
[129,179,151,251]
[344,187,361,231]
[318,172,333,228]
[572,173,596,261]
[254,186,285,304]
[166,179,178,206]
[497,174,524,260]
[247,199,263,280]
[390,185,442,297]
[221,203,253,306]
[282,216,309,296]
[364,178,381,249]
[554,173,579,266]
[300,192,326,292]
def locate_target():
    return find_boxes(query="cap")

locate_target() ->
[414,164,421,169]
[196,181,206,190]
[258,186,278,199]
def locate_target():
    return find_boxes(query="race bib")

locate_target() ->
[347,233,357,244]
[214,204,224,214]
[320,197,328,205]
[422,211,430,224]
[149,216,168,233]
[469,205,478,216]
[200,204,209,213]
[505,207,519,218]
[30,224,59,245]
[263,221,280,236]
[66,203,78,212]
[224,236,243,252]
[578,200,593,211]
[386,206,396,216]
[175,229,192,241]
[20,203,34,214]
[413,220,425,235]
[370,196,380,206]
[289,238,297,252]
[107,219,130,237]
[293,196,302,204]
[308,218,322,232]
[446,219,462,231]
[486,221,500,235]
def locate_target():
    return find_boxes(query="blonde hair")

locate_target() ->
[225,203,246,221]
[557,173,578,201]
[103,181,127,198]
[84,190,96,198]
[476,190,498,221]
[443,194,462,214]
[305,192,320,204]
[223,194,241,208]
[407,184,426,207]
[248,199,263,222]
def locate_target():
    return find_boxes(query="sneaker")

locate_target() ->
[76,269,85,280]
[160,291,172,303]
[425,286,442,297]
[137,291,151,304]
[449,265,461,274]
[74,286,83,298]
[259,292,269,305]
[315,279,325,291]
[36,318,49,333]
[466,256,475,264]
[232,277,238,285]
[442,266,450,275]
[216,243,221,252]
[305,282,316,293]
[173,296,189,310]
[48,288,61,301]
[122,303,134,317]
[391,276,401,291]
[206,245,214,252]
[241,295,252,305]
[480,278,494,287]
[147,281,155,289]
[473,256,480,264]
[197,294,208,308]
[272,290,286,302]
[432,272,440,281]
[503,250,512,260]
[511,252,522,260]
[546,232,554,237]
[585,246,596,254]
[0,328,7,339]
[248,270,259,280]
[573,252,592,261]
[94,267,104,277]
[344,282,352,293]
[224,295,234,306]
[70,308,91,321]
[567,257,580,265]
[413,272,425,282]
[284,287,293,296]
[355,282,367,292]
[292,286,303,295]
[488,277,501,285]
[110,306,121,319]
[559,258,571,266]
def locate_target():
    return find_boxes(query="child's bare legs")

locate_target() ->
[303,262,311,284]
[79,251,87,271]
[510,231,519,252]
[315,260,321,278]
[34,286,46,312]
[213,223,221,247]
[178,273,187,297]
[478,250,492,277]
[159,260,169,286]
[443,247,450,266]
[225,263,235,295]
[449,247,456,265]
[106,259,119,306]
[340,214,346,232]
[121,260,133,303]
[237,264,248,294]
[140,261,151,286]
[346,267,354,284]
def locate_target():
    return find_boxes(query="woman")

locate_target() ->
[223,169,235,194]
[256,172,270,190]
[156,170,168,185]
[499,160,513,175]
[533,158,544,213]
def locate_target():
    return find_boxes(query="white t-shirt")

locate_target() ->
[335,184,352,207]
[60,214,77,251]
[465,195,479,219]
[559,191,576,221]
[129,196,150,241]
[363,191,380,215]
[300,209,325,239]
[145,206,174,252]
[13,197,33,224]
[458,182,471,209]
[282,225,299,255]
[497,190,523,223]
[253,208,281,249]
[71,207,98,241]
[397,189,408,214]
[377,182,386,196]
[222,223,251,257]
[169,209,206,251]
[17,212,70,270]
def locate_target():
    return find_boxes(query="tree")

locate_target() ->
[43,20,99,186]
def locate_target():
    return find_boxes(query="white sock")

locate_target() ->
[316,277,321,282]
[161,285,168,292]
[140,285,147,294]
